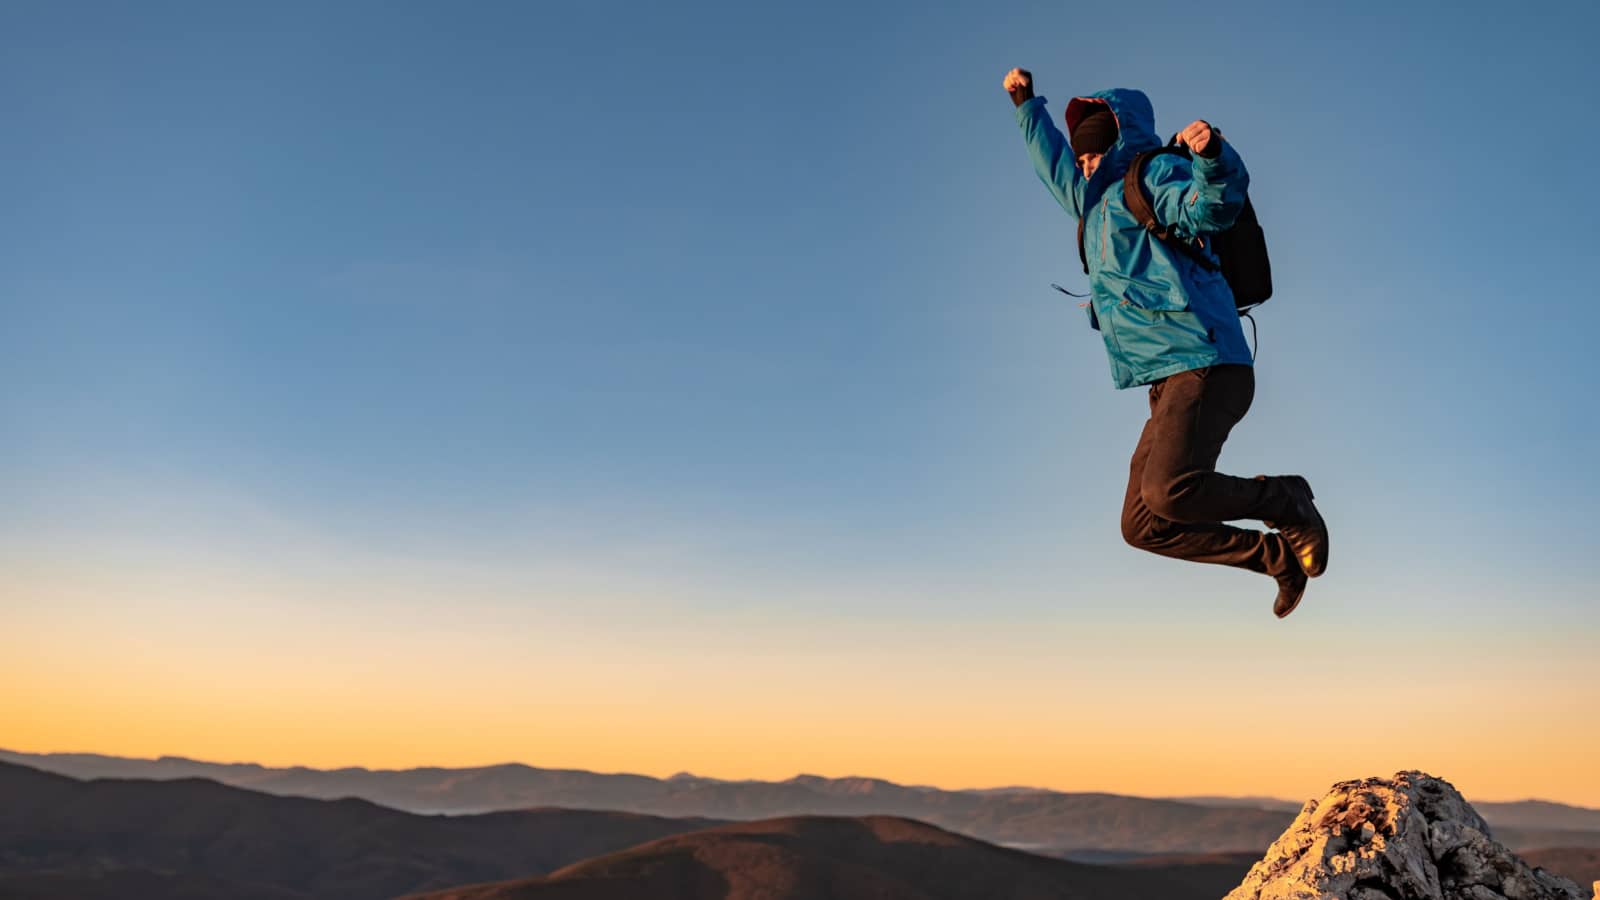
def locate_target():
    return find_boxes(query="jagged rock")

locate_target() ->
[1224,771,1585,900]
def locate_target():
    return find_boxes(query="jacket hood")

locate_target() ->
[1065,88,1162,186]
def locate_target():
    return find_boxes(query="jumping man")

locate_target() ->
[1003,67,1329,617]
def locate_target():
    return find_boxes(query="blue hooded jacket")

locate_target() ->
[1016,88,1254,389]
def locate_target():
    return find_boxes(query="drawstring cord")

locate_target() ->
[1240,306,1260,361]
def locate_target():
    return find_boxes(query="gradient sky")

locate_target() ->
[4,0,1598,807]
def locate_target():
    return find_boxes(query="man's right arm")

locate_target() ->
[1007,70,1082,219]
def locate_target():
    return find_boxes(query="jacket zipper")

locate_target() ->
[1101,198,1111,266]
[1090,191,1125,377]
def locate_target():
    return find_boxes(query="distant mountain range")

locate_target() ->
[0,761,715,900]
[0,761,1258,900]
[4,748,1598,855]
[4,759,1596,900]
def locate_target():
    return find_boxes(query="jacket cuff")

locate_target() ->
[1015,95,1047,123]
[1190,139,1240,177]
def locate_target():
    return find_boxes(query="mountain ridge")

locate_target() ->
[5,746,1596,855]
[0,748,1298,853]
[9,747,1594,811]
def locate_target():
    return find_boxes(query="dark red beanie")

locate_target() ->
[1070,109,1118,156]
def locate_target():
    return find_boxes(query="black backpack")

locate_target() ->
[1074,142,1272,313]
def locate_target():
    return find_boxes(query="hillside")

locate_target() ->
[400,815,1245,900]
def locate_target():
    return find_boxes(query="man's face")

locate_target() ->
[1077,153,1103,180]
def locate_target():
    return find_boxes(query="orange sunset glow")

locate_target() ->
[7,545,1596,807]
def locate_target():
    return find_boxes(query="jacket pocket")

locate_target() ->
[1115,278,1190,312]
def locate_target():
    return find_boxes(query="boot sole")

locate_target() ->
[1274,575,1306,618]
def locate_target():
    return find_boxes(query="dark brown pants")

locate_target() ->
[1120,364,1294,577]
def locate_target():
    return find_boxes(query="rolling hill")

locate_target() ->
[399,815,1250,900]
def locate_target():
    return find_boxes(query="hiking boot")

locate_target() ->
[1273,565,1307,619]
[1256,475,1329,578]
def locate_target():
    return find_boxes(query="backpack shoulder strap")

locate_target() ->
[1124,145,1221,272]
[1076,146,1188,275]
[1123,147,1185,239]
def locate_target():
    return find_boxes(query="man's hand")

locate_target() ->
[1177,119,1223,159]
[1004,67,1034,107]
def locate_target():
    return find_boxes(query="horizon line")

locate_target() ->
[4,745,1594,811]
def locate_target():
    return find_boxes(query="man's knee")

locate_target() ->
[1122,504,1172,551]
[1121,510,1146,549]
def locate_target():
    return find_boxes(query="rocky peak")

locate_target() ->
[1225,771,1586,900]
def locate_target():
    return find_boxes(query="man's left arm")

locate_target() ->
[1148,120,1249,235]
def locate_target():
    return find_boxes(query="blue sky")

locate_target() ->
[3,0,1598,799]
